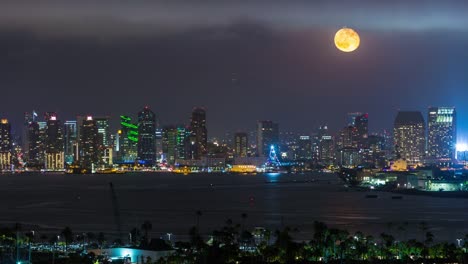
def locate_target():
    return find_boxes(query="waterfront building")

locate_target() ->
[44,113,64,170]
[257,120,279,157]
[319,133,335,165]
[95,117,111,148]
[427,107,456,161]
[295,135,312,160]
[137,107,156,166]
[393,111,426,164]
[26,121,41,168]
[337,147,360,167]
[80,116,99,171]
[188,107,208,159]
[234,132,248,158]
[163,125,188,164]
[0,119,12,170]
[22,111,37,159]
[155,128,163,162]
[64,121,78,165]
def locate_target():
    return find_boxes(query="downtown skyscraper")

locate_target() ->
[0,119,11,170]
[80,116,99,171]
[44,113,64,170]
[427,107,456,161]
[257,120,279,157]
[188,107,207,159]
[234,132,248,158]
[393,111,426,164]
[137,106,156,166]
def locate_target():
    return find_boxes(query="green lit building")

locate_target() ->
[119,115,138,163]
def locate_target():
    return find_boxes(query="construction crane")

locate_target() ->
[109,182,123,243]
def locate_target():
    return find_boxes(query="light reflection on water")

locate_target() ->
[0,172,467,242]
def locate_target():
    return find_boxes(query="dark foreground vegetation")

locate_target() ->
[1,219,467,263]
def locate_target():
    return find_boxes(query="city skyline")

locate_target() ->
[1,1,468,139]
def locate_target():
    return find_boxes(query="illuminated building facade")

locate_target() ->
[337,126,358,150]
[44,113,64,170]
[95,116,112,166]
[0,119,12,170]
[22,111,37,159]
[393,111,426,164]
[119,115,138,163]
[80,116,99,171]
[162,125,188,164]
[234,132,248,158]
[347,112,363,126]
[295,135,312,160]
[64,121,77,165]
[37,121,47,167]
[319,135,335,165]
[137,107,156,166]
[189,107,208,159]
[257,121,279,157]
[355,113,369,149]
[95,117,111,148]
[27,121,41,167]
[427,107,456,161]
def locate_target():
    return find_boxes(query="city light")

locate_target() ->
[456,143,468,152]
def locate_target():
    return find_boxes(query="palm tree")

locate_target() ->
[61,226,73,252]
[141,221,152,244]
[196,210,202,230]
[241,213,248,232]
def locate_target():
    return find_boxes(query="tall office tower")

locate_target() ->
[312,125,327,162]
[64,121,77,165]
[94,117,110,147]
[0,119,12,170]
[427,107,456,161]
[347,112,363,126]
[257,120,279,157]
[296,135,312,160]
[162,125,188,164]
[189,107,208,159]
[393,111,426,164]
[119,115,138,163]
[94,116,112,166]
[234,132,248,158]
[137,107,156,166]
[319,134,335,165]
[80,116,99,171]
[44,113,64,170]
[155,128,163,161]
[22,111,33,158]
[27,121,41,167]
[337,126,358,150]
[37,121,47,166]
[354,113,369,149]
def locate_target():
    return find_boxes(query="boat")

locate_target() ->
[95,168,126,174]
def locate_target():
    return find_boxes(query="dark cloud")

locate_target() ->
[0,1,468,138]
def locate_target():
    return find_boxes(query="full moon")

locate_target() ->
[334,28,360,52]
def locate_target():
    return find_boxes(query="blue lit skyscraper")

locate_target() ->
[428,107,456,161]
[137,107,156,166]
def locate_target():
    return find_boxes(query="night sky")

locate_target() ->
[1,1,468,140]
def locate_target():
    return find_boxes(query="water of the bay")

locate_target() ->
[1,172,467,242]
